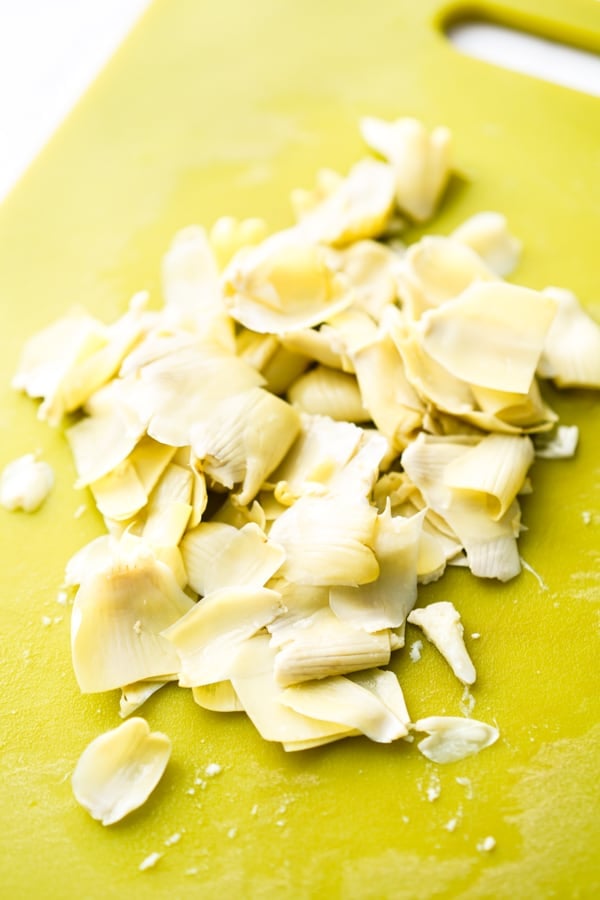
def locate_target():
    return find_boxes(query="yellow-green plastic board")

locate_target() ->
[1,0,599,896]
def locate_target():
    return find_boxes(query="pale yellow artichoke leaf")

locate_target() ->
[281,671,407,742]
[273,607,391,686]
[330,504,421,632]
[162,586,283,687]
[269,494,379,586]
[280,327,348,371]
[260,344,312,395]
[348,668,411,731]
[236,330,280,371]
[397,235,496,320]
[271,413,364,504]
[290,167,344,219]
[209,215,268,270]
[231,634,355,745]
[119,680,170,718]
[401,434,522,581]
[332,239,398,321]
[192,680,244,712]
[140,341,264,447]
[287,365,370,423]
[71,717,171,825]
[414,716,499,763]
[407,601,476,685]
[417,282,557,394]
[294,158,397,247]
[538,287,600,387]
[442,434,534,520]
[223,237,354,334]
[211,495,267,532]
[142,462,193,546]
[351,333,423,450]
[71,543,195,693]
[360,116,452,222]
[327,428,390,500]
[161,225,235,348]
[451,211,521,277]
[89,461,148,522]
[180,520,285,596]
[190,386,301,505]
[266,581,330,649]
[67,400,148,489]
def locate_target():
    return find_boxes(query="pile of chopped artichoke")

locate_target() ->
[13,116,600,812]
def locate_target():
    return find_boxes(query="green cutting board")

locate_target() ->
[1,1,599,896]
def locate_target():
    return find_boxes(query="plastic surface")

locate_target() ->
[0,0,599,896]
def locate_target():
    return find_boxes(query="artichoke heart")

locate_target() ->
[408,601,476,686]
[191,386,301,505]
[71,717,171,825]
[71,541,195,692]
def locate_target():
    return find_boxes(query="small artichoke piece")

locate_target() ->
[538,287,600,388]
[209,216,268,269]
[161,226,234,348]
[119,680,170,718]
[273,607,392,686]
[350,333,423,450]
[401,434,523,581]
[180,521,285,596]
[71,542,195,692]
[442,434,534,521]
[71,718,171,825]
[407,601,476,685]
[162,586,283,687]
[13,300,149,426]
[192,681,244,712]
[294,158,397,246]
[330,504,421,632]
[223,236,353,333]
[398,236,496,319]
[416,282,557,394]
[281,670,408,743]
[138,341,264,447]
[269,494,379,586]
[534,425,579,460]
[451,211,521,277]
[0,454,54,512]
[287,366,369,422]
[414,716,499,763]
[360,116,452,222]
[332,240,398,321]
[231,634,355,746]
[190,387,301,505]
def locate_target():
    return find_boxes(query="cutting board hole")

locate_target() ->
[445,15,600,97]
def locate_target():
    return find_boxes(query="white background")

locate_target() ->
[0,1,598,204]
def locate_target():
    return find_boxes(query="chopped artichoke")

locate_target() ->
[287,366,369,422]
[360,116,452,222]
[538,287,600,388]
[162,586,283,687]
[273,607,392,686]
[269,494,379,586]
[0,453,54,512]
[407,601,476,685]
[180,521,284,596]
[71,717,171,825]
[451,211,521,277]
[190,386,300,505]
[71,540,195,692]
[414,716,499,763]
[281,670,408,742]
[330,504,421,632]
[223,235,353,333]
